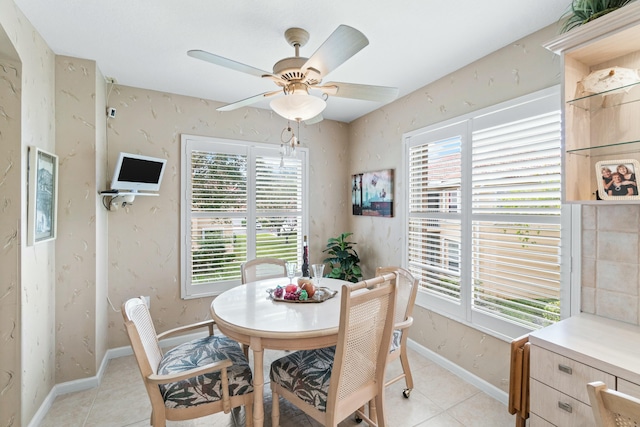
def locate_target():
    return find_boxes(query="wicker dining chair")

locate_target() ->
[241,257,287,284]
[122,297,254,427]
[587,381,640,427]
[269,272,398,427]
[376,266,419,398]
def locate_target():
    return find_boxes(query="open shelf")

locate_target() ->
[566,139,640,157]
[567,80,640,110]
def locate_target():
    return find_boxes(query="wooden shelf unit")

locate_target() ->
[544,3,640,203]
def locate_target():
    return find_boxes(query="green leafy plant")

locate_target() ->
[322,232,362,283]
[561,0,635,33]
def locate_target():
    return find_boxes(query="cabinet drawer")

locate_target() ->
[530,379,595,427]
[530,345,615,404]
[618,379,640,400]
[530,413,555,427]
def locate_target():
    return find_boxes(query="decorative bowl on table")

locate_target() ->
[267,284,337,303]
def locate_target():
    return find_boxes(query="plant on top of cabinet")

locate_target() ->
[561,0,636,33]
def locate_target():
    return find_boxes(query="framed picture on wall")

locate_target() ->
[595,159,640,200]
[351,169,394,217]
[27,146,59,245]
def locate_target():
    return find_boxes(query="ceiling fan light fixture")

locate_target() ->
[270,93,326,122]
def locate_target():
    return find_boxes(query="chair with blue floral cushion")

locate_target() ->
[269,272,398,427]
[375,266,418,398]
[122,297,253,427]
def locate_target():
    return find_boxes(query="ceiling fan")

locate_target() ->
[187,25,399,123]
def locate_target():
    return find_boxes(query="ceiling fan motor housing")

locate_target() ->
[272,57,321,85]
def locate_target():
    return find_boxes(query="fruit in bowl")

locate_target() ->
[285,284,299,294]
[297,277,313,287]
[300,282,316,298]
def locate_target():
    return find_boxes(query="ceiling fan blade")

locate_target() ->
[217,90,281,112]
[188,49,273,78]
[317,82,399,103]
[302,25,369,78]
[304,114,324,125]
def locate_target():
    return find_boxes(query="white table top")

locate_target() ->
[211,277,346,340]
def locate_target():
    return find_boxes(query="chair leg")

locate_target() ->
[374,394,386,427]
[150,409,165,427]
[271,390,280,427]
[399,348,413,397]
[245,400,253,427]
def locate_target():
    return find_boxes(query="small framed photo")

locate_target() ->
[595,159,640,200]
[27,146,59,245]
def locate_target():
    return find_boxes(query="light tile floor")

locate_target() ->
[40,348,515,426]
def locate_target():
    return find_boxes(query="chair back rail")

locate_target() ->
[588,381,640,427]
[241,257,287,283]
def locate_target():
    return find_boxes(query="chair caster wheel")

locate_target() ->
[403,388,411,398]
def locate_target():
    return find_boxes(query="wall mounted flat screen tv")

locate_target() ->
[110,152,167,192]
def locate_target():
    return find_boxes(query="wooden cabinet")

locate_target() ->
[544,3,640,203]
[529,314,640,426]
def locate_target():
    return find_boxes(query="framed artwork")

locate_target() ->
[595,159,640,200]
[352,169,394,217]
[27,146,59,245]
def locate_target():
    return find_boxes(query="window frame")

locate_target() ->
[402,86,579,341]
[180,134,309,299]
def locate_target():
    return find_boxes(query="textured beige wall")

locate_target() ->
[347,24,563,392]
[55,55,109,382]
[95,66,109,377]
[0,34,21,427]
[0,0,57,424]
[105,86,350,348]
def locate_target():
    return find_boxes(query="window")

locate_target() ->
[404,86,572,339]
[181,135,308,298]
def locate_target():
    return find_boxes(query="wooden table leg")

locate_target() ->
[250,337,264,427]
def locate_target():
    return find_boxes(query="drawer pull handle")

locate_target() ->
[558,401,573,413]
[558,364,573,375]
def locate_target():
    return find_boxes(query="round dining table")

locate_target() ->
[210,277,347,427]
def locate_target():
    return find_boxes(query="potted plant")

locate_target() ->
[322,232,362,283]
[561,0,635,33]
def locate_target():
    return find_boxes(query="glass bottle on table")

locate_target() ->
[302,235,309,277]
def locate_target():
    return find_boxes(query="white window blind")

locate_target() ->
[181,135,308,298]
[405,86,569,339]
[471,108,562,333]
[408,133,462,306]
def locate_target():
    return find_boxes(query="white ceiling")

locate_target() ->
[13,0,572,123]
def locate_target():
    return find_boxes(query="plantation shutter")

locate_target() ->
[405,87,568,338]
[408,124,464,317]
[254,152,303,261]
[190,149,247,287]
[470,107,563,331]
[181,136,308,298]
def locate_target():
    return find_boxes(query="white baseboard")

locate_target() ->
[27,330,209,427]
[406,338,509,406]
